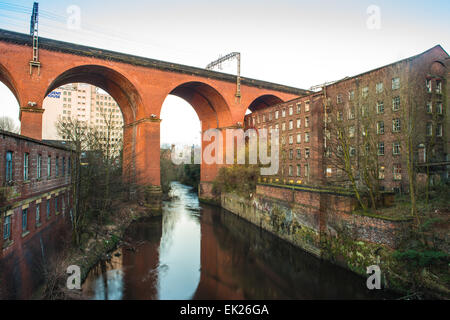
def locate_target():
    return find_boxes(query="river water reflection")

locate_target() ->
[82,182,395,300]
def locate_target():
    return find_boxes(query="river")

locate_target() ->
[82,182,395,300]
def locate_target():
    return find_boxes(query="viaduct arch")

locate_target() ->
[0,28,310,206]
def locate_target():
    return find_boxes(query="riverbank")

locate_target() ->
[217,183,449,299]
[33,199,155,299]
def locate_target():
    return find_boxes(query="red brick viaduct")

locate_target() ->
[0,29,309,199]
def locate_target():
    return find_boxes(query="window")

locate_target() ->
[393,142,401,155]
[47,156,51,177]
[47,200,51,219]
[377,101,384,114]
[289,135,293,145]
[376,82,383,93]
[68,157,71,174]
[377,121,385,134]
[55,197,58,213]
[23,153,29,181]
[62,158,65,176]
[296,149,301,159]
[305,148,310,158]
[305,101,310,112]
[337,94,343,104]
[275,110,279,119]
[262,114,266,122]
[305,117,309,128]
[392,96,400,111]
[436,103,443,115]
[393,164,402,180]
[378,142,385,156]
[36,204,41,225]
[37,154,42,179]
[289,149,293,159]
[349,146,356,157]
[349,126,355,138]
[296,133,301,144]
[426,122,433,136]
[296,119,301,128]
[436,123,443,137]
[326,166,332,177]
[289,120,293,130]
[426,79,432,93]
[426,102,432,113]
[392,77,400,90]
[362,87,369,98]
[288,165,293,176]
[379,166,385,180]
[296,103,301,113]
[268,113,272,121]
[392,119,401,132]
[3,215,11,240]
[282,109,286,117]
[337,111,343,121]
[436,80,442,94]
[296,165,301,177]
[5,151,13,182]
[55,157,59,177]
[348,108,355,119]
[348,90,355,101]
[361,104,369,117]
[305,133,310,143]
[289,106,293,116]
[282,122,286,131]
[22,208,28,232]
[304,164,310,178]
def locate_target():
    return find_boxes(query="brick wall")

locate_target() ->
[0,130,72,261]
[222,184,411,258]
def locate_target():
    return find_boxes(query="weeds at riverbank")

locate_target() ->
[38,199,154,300]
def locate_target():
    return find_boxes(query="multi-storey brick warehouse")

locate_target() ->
[1,129,72,253]
[245,92,324,185]
[245,45,449,192]
[323,45,449,192]
[0,130,73,298]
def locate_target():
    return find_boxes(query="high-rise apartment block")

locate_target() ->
[42,83,124,143]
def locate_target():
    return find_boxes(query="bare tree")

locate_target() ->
[0,116,19,133]
[94,108,124,223]
[56,116,93,245]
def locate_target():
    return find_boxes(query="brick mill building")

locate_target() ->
[245,92,324,185]
[245,45,449,192]
[0,130,72,298]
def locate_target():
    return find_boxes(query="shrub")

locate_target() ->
[212,165,259,197]
[393,249,448,267]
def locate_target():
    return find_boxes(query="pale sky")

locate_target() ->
[1,0,449,146]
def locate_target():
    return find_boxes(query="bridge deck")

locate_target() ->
[0,28,311,96]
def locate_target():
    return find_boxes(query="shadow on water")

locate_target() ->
[82,182,398,300]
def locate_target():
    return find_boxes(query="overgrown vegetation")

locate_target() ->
[212,165,259,197]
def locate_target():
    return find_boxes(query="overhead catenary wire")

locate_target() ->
[0,1,209,64]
